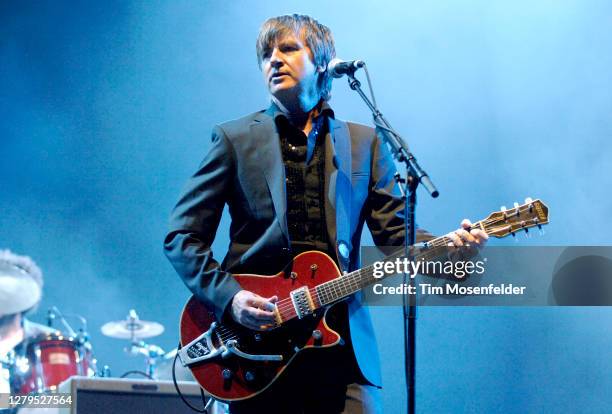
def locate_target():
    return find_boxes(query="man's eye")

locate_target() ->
[281,45,299,53]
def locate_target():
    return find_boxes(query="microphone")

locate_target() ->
[327,58,365,78]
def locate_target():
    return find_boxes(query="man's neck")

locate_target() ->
[273,96,322,135]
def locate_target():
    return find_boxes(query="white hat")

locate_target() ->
[0,250,43,316]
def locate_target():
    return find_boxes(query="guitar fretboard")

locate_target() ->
[313,222,484,306]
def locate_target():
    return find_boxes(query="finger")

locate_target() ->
[248,294,276,311]
[454,230,468,246]
[461,219,472,229]
[262,295,279,311]
[470,229,489,243]
[247,307,276,323]
[456,229,476,244]
[448,232,463,247]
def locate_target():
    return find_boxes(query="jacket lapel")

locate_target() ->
[250,112,289,242]
[325,117,352,271]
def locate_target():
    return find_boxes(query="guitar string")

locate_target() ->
[258,204,540,317]
[215,207,540,339]
[218,239,471,340]
[271,232,474,314]
[270,223,482,313]
[271,207,538,315]
[275,209,540,311]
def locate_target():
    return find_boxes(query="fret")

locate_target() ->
[301,200,549,310]
[316,235,462,306]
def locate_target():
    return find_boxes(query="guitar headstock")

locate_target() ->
[480,198,549,238]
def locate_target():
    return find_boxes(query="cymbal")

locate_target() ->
[101,319,164,340]
[0,262,42,316]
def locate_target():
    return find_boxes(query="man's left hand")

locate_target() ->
[447,219,489,248]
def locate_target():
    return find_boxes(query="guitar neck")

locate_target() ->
[292,198,548,316]
[313,228,476,306]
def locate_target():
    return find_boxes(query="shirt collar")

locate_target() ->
[267,100,335,123]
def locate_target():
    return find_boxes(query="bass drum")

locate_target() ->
[10,333,96,394]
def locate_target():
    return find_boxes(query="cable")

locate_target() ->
[119,370,153,379]
[172,342,208,413]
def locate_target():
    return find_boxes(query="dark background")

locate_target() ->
[1,1,611,412]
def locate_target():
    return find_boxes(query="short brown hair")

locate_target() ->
[256,14,336,101]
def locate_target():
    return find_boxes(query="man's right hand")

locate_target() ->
[230,290,278,331]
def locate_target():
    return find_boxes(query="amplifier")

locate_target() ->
[56,376,219,414]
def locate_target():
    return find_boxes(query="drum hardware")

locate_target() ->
[126,341,167,379]
[99,364,112,377]
[101,310,166,379]
[47,306,97,378]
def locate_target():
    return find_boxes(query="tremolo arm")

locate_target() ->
[178,322,283,367]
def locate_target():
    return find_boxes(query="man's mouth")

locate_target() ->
[270,72,289,81]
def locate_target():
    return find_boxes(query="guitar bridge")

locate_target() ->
[290,286,315,319]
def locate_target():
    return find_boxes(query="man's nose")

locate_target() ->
[269,48,283,68]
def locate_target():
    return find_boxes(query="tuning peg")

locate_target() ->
[525,197,534,213]
[538,224,545,236]
[524,227,531,238]
[500,205,507,212]
[513,202,520,216]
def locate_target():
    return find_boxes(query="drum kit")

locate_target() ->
[1,309,173,394]
[1,308,233,412]
[0,255,227,413]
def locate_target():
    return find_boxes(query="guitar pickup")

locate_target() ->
[290,286,315,319]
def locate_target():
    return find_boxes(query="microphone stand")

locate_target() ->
[345,70,438,414]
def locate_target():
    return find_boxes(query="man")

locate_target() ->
[0,250,56,395]
[165,14,487,413]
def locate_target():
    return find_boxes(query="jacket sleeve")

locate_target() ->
[164,126,242,321]
[365,134,433,246]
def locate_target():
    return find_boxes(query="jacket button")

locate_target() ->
[337,241,349,260]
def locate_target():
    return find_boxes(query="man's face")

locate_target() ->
[261,33,320,103]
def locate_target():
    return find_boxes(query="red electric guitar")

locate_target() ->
[178,199,549,401]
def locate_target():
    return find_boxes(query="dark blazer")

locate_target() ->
[164,104,431,386]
